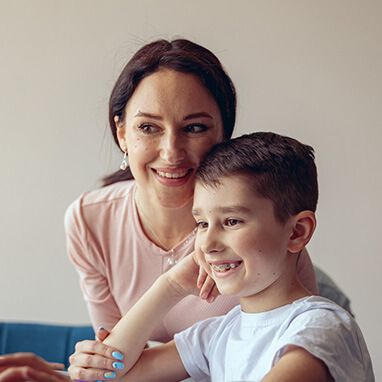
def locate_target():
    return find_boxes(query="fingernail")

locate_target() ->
[201,292,208,299]
[112,361,124,370]
[104,371,116,379]
[207,296,215,303]
[112,351,124,360]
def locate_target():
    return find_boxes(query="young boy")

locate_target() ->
[69,132,374,381]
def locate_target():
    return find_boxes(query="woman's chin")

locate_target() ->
[159,195,194,209]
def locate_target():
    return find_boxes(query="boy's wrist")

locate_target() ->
[158,273,189,301]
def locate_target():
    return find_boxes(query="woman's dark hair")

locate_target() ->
[103,38,237,186]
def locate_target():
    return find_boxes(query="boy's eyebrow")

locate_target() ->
[218,206,252,214]
[192,206,252,216]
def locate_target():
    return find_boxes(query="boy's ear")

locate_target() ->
[287,211,316,254]
[114,115,127,151]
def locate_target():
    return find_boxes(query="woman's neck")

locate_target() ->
[134,189,196,251]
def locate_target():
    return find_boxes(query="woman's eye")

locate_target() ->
[196,221,208,229]
[184,124,208,134]
[138,123,160,134]
[225,218,242,227]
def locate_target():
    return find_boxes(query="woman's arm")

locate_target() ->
[64,199,122,331]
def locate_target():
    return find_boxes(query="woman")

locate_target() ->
[65,38,317,342]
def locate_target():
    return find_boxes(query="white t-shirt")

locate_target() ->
[174,296,374,382]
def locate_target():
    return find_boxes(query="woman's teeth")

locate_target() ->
[156,170,188,179]
[211,262,241,273]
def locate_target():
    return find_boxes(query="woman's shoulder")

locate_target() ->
[64,180,135,228]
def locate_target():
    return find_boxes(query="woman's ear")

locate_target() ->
[287,211,316,253]
[114,115,127,151]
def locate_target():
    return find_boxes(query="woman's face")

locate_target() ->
[116,69,224,208]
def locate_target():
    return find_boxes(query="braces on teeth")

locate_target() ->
[213,263,239,271]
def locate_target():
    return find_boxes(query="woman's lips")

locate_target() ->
[152,168,194,187]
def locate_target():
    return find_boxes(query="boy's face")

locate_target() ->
[193,175,296,307]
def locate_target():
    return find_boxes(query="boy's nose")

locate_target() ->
[200,229,224,255]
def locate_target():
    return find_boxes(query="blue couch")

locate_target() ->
[0,322,94,368]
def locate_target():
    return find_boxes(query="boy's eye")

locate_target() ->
[196,221,208,229]
[183,124,208,134]
[225,218,242,227]
[138,123,160,134]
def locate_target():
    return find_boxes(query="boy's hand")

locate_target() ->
[165,251,220,302]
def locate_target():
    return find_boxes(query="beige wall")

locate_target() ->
[1,0,381,378]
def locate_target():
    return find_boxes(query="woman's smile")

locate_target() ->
[152,167,194,187]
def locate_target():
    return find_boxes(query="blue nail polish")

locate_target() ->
[111,351,124,360]
[104,371,116,379]
[112,361,124,370]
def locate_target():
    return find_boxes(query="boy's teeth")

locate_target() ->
[212,263,241,272]
[157,170,188,179]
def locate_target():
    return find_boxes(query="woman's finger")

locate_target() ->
[68,364,118,382]
[70,351,123,372]
[74,339,124,361]
[96,327,110,342]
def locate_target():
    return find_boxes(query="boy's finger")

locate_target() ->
[197,266,208,289]
[199,275,216,299]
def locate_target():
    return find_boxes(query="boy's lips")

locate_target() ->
[209,260,243,275]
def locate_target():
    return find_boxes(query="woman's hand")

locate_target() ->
[0,353,68,382]
[68,337,125,381]
[68,328,125,381]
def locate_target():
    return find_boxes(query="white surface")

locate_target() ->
[0,0,381,379]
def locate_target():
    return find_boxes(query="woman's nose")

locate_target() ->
[160,132,186,164]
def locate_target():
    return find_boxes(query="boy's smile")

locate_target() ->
[193,175,307,312]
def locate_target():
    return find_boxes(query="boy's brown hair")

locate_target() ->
[196,132,318,222]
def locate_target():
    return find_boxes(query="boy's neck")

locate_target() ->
[239,272,311,314]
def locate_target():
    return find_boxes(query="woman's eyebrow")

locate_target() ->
[134,111,213,121]
[134,110,162,120]
[184,112,213,120]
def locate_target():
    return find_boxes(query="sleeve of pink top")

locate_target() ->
[297,248,319,295]
[64,197,122,331]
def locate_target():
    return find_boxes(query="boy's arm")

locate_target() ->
[262,346,333,382]
[69,253,205,381]
[103,275,187,378]
[119,340,187,382]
